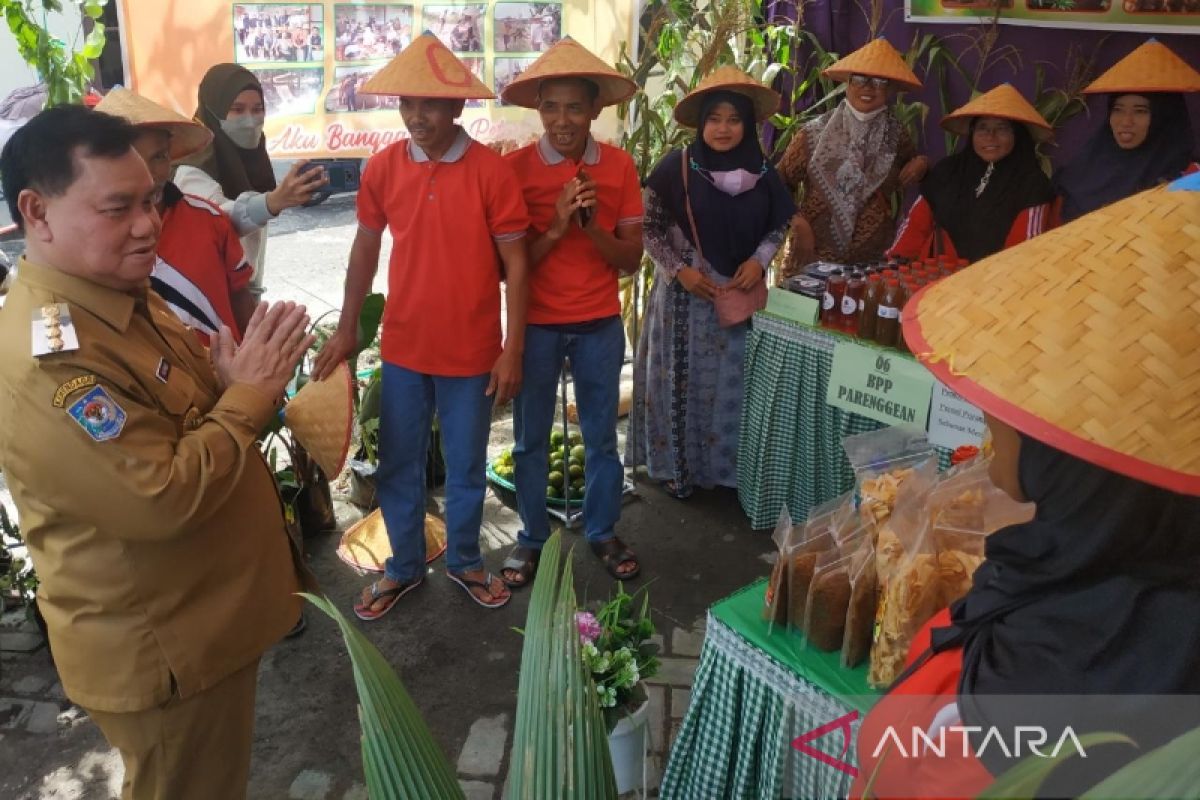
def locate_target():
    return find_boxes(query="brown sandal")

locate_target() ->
[353,578,423,621]
[590,537,641,581]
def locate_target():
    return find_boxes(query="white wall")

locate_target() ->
[0,4,86,104]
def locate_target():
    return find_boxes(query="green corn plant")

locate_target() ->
[508,531,617,799]
[305,594,465,799]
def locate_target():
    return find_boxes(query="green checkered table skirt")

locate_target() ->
[737,314,949,530]
[660,581,876,799]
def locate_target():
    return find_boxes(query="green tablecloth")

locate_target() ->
[660,579,882,800]
[738,314,949,530]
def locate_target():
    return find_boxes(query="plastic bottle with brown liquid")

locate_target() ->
[859,274,882,341]
[821,269,847,329]
[875,279,902,347]
[839,270,866,334]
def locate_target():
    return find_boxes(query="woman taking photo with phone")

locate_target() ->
[176,63,328,300]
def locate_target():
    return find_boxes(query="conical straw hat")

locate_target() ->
[95,88,212,161]
[285,362,354,480]
[902,174,1200,497]
[823,38,922,92]
[336,508,448,572]
[1084,40,1200,95]
[500,36,636,109]
[360,32,493,99]
[674,66,780,128]
[941,84,1053,142]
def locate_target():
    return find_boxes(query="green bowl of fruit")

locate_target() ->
[486,429,587,509]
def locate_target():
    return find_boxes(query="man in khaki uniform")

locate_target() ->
[0,105,315,799]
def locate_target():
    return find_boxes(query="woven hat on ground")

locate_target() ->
[336,508,448,572]
[674,66,780,128]
[360,32,493,99]
[941,83,1053,142]
[95,88,212,161]
[285,362,354,480]
[823,38,922,92]
[902,174,1200,497]
[1085,40,1200,95]
[500,36,636,109]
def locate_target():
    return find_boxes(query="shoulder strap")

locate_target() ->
[680,146,704,264]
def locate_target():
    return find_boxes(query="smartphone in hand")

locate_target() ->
[576,167,593,228]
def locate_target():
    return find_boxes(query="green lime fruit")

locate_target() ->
[571,477,584,490]
[569,487,584,500]
[559,445,571,460]
[568,464,584,479]
[548,470,565,488]
[550,458,565,474]
[568,432,583,446]
[547,485,561,499]
[569,445,586,462]
[497,466,514,481]
[550,431,565,447]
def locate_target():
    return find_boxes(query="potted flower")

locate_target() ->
[576,584,661,794]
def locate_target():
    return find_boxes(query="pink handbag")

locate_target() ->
[680,147,767,328]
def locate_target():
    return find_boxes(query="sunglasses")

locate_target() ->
[849,74,890,90]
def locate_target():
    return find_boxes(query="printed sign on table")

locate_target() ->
[926,380,987,450]
[826,342,934,428]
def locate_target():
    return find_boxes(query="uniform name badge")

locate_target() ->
[67,385,127,442]
[31,303,80,357]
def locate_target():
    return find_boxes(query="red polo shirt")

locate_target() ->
[152,183,252,345]
[358,129,530,376]
[505,136,643,325]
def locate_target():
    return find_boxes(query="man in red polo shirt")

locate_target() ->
[498,39,644,587]
[96,89,255,344]
[313,34,530,618]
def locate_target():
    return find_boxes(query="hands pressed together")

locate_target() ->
[212,301,316,400]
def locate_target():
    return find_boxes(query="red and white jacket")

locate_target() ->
[888,196,1058,262]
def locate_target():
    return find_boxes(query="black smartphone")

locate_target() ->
[576,167,593,228]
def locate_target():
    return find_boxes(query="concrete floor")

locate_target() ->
[0,196,778,799]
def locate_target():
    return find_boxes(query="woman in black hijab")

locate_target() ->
[890,86,1058,263]
[1055,93,1196,222]
[175,64,326,299]
[629,70,795,499]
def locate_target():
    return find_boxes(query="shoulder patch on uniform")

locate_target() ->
[53,375,98,408]
[66,385,127,442]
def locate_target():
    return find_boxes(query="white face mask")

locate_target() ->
[220,114,265,149]
[708,168,762,197]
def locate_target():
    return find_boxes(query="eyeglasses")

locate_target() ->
[849,74,890,89]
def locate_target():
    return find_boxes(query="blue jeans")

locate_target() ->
[513,318,625,549]
[377,363,492,582]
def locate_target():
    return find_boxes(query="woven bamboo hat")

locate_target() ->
[941,83,1053,142]
[1085,39,1200,95]
[500,36,636,109]
[360,32,493,99]
[95,88,212,161]
[674,66,780,128]
[902,174,1200,497]
[823,38,922,92]
[336,508,448,572]
[285,362,354,479]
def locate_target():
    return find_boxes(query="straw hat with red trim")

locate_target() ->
[500,36,636,109]
[336,508,448,572]
[360,32,493,99]
[823,37,922,92]
[95,88,212,161]
[674,65,780,128]
[941,83,1053,142]
[902,174,1200,497]
[1084,39,1200,95]
[285,362,354,480]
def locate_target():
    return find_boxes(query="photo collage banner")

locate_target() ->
[906,0,1200,33]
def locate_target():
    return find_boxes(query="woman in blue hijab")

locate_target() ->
[629,68,795,499]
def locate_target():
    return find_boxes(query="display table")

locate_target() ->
[738,314,950,529]
[660,580,880,800]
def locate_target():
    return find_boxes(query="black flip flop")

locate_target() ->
[590,536,641,582]
[501,545,541,589]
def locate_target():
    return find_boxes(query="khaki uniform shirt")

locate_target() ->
[0,258,305,713]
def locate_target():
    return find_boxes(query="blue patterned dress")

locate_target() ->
[628,186,788,490]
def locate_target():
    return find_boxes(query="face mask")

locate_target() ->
[707,168,762,197]
[220,114,265,149]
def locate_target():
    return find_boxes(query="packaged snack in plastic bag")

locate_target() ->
[804,525,872,652]
[868,467,939,688]
[764,505,800,625]
[775,493,852,628]
[842,427,938,528]
[841,535,877,668]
